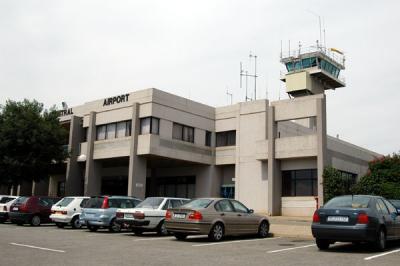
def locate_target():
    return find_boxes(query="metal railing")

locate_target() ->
[281,46,345,67]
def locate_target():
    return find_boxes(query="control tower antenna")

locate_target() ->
[226,89,233,105]
[240,53,258,101]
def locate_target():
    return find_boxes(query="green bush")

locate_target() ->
[323,166,354,202]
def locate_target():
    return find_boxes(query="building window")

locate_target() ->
[339,170,357,192]
[140,117,160,135]
[282,169,317,196]
[96,120,131,140]
[216,130,236,147]
[205,131,212,147]
[172,123,194,143]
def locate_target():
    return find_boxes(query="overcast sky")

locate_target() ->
[0,0,399,155]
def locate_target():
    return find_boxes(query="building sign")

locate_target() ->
[103,93,130,106]
[59,108,73,116]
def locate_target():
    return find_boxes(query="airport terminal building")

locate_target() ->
[3,48,380,216]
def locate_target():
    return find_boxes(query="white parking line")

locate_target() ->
[267,244,316,253]
[134,236,176,241]
[192,237,282,247]
[364,249,400,261]
[10,243,65,253]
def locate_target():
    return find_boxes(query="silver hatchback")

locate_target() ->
[80,196,141,232]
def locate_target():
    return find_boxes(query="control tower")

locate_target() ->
[280,45,345,97]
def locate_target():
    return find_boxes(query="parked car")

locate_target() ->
[389,199,400,213]
[9,196,61,226]
[115,197,190,235]
[80,196,141,232]
[50,196,90,229]
[312,195,400,251]
[0,196,19,223]
[165,198,270,241]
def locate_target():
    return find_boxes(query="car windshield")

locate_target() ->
[84,197,104,208]
[56,197,74,207]
[14,197,29,204]
[0,197,16,204]
[181,199,213,209]
[136,197,164,209]
[390,200,400,208]
[324,195,371,209]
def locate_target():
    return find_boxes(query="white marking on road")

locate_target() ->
[134,236,176,241]
[10,243,65,253]
[267,244,316,253]
[192,237,282,247]
[364,249,400,261]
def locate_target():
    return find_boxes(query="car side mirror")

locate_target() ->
[248,209,254,214]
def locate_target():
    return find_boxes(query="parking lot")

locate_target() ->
[0,223,399,266]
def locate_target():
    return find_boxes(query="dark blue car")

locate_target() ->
[312,195,400,251]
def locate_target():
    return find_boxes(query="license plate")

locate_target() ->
[124,213,133,219]
[327,216,349,222]
[173,213,186,219]
[12,207,18,211]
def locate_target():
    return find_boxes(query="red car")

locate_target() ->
[9,196,60,226]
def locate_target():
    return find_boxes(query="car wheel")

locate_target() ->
[0,218,5,223]
[258,220,269,238]
[56,223,65,228]
[316,239,330,250]
[375,228,386,251]
[71,216,81,229]
[174,233,188,240]
[157,221,169,236]
[109,219,121,233]
[88,225,98,232]
[30,215,41,226]
[208,223,224,242]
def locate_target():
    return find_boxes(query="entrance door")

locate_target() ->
[101,176,128,196]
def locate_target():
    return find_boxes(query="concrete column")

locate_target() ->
[316,95,327,206]
[84,112,101,196]
[65,116,84,196]
[32,177,50,196]
[128,103,147,199]
[195,165,221,198]
[267,106,281,216]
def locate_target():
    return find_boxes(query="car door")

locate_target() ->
[229,200,258,234]
[214,200,236,235]
[376,198,396,239]
[382,198,400,238]
[38,198,52,222]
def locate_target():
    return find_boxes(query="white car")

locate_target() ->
[50,196,89,229]
[115,197,190,235]
[0,196,19,223]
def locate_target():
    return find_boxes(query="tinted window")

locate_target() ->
[14,197,29,205]
[182,199,213,209]
[56,198,74,207]
[39,198,56,207]
[390,200,400,208]
[324,196,370,209]
[84,197,104,208]
[136,197,164,209]
[382,199,397,214]
[377,199,390,215]
[230,200,249,213]
[0,197,15,204]
[162,200,171,210]
[171,200,184,208]
[215,200,234,212]
[80,199,89,208]
[109,199,121,208]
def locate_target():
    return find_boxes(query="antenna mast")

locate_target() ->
[240,52,258,101]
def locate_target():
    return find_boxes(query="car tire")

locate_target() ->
[56,223,65,228]
[375,227,386,251]
[174,233,188,240]
[88,225,98,232]
[208,222,224,242]
[316,239,330,250]
[30,215,41,226]
[0,218,5,223]
[109,219,121,233]
[258,220,269,238]
[71,216,81,229]
[157,221,169,236]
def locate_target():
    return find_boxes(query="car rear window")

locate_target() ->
[55,198,74,207]
[390,200,400,208]
[182,199,213,209]
[136,197,164,209]
[14,197,29,204]
[0,197,16,204]
[324,196,371,209]
[84,197,105,208]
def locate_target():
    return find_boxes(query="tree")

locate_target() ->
[0,99,68,186]
[323,166,355,202]
[353,153,400,199]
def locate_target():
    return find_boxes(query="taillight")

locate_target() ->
[188,211,202,220]
[51,210,55,214]
[357,213,369,224]
[116,212,124,218]
[19,204,29,213]
[61,211,67,215]
[101,197,109,209]
[312,211,320,223]
[165,210,172,220]
[133,212,145,219]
